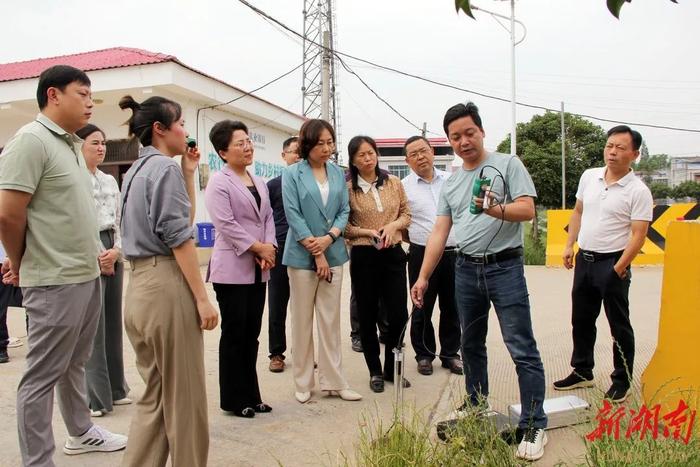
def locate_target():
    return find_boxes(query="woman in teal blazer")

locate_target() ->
[282,119,361,404]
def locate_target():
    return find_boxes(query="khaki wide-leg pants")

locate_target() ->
[122,256,208,467]
[288,266,349,393]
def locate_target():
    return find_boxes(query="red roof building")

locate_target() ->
[0,47,177,83]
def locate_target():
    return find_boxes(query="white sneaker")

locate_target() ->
[7,337,23,348]
[295,391,311,403]
[516,428,548,461]
[113,397,132,406]
[63,424,127,455]
[90,409,104,417]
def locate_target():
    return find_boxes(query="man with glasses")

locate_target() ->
[401,136,461,377]
[266,136,300,372]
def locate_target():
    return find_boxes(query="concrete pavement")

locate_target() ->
[0,265,663,466]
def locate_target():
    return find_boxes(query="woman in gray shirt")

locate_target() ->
[118,95,219,467]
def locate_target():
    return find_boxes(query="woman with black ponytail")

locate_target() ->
[118,95,218,467]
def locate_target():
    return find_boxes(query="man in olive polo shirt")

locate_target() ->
[0,65,126,467]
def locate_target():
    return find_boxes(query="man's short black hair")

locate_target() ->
[443,101,483,135]
[402,135,432,157]
[607,125,642,151]
[282,136,298,151]
[36,65,91,110]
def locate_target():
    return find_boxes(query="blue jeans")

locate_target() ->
[455,255,547,429]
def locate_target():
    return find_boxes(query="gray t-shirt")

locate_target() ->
[120,145,194,259]
[437,152,537,255]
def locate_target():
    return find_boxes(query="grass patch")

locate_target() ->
[340,404,526,466]
[524,219,546,265]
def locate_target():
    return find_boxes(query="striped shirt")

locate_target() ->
[401,168,456,247]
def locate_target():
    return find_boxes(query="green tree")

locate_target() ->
[634,153,669,184]
[649,182,672,199]
[454,0,678,20]
[497,112,607,209]
[672,181,700,200]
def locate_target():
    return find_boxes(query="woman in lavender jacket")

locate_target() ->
[205,120,277,418]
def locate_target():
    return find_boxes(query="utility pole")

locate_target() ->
[471,2,525,157]
[561,101,566,209]
[421,122,427,138]
[509,0,517,157]
[302,0,341,161]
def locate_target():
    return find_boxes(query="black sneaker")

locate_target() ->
[553,372,594,390]
[0,350,8,364]
[351,336,363,353]
[605,385,630,403]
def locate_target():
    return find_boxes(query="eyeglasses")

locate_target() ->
[231,138,253,150]
[284,149,299,155]
[406,147,431,159]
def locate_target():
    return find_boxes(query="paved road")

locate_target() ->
[0,265,663,466]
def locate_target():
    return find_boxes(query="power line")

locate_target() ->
[335,54,424,133]
[195,55,316,143]
[234,0,700,134]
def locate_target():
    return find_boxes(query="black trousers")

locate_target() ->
[213,281,266,412]
[349,280,389,339]
[407,244,460,364]
[267,243,290,358]
[570,251,634,388]
[0,281,23,351]
[350,245,408,377]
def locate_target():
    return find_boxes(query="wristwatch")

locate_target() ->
[326,231,338,242]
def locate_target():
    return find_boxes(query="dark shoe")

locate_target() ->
[0,350,8,364]
[384,375,411,388]
[254,403,272,413]
[351,336,363,353]
[605,384,630,403]
[453,399,491,418]
[500,427,525,445]
[553,372,594,391]
[441,359,463,375]
[233,407,255,418]
[369,375,384,393]
[269,355,285,373]
[417,359,433,375]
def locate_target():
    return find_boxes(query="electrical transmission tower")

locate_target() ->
[302,0,341,160]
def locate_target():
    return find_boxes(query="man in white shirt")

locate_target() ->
[553,125,653,403]
[401,136,462,376]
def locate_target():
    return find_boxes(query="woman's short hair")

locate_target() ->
[209,120,249,161]
[298,119,335,160]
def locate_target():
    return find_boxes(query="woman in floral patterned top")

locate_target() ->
[345,135,412,393]
[77,124,131,417]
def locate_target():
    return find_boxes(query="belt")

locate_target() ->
[458,247,523,265]
[578,249,623,263]
[409,243,457,253]
[128,255,175,270]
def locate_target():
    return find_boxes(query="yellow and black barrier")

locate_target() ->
[641,220,700,417]
[546,203,699,266]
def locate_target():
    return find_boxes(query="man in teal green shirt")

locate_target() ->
[0,65,126,466]
[411,102,547,461]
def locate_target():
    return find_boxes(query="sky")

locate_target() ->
[1,0,698,161]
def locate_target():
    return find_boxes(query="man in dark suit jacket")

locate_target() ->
[266,136,299,372]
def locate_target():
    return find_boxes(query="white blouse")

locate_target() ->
[317,179,330,207]
[91,169,122,249]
